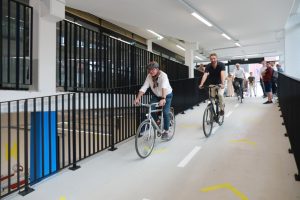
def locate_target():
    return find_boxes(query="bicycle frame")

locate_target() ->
[207,86,220,120]
[141,103,164,135]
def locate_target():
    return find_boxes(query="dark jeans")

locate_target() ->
[150,93,173,131]
[260,78,266,96]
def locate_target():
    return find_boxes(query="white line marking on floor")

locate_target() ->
[142,198,150,200]
[234,103,239,108]
[177,146,201,168]
[212,127,219,135]
[225,111,233,118]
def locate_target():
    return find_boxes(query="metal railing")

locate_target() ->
[278,72,300,181]
[0,0,33,90]
[0,78,207,198]
[56,20,189,91]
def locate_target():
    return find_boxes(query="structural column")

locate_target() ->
[184,42,198,78]
[147,39,153,52]
[30,0,65,93]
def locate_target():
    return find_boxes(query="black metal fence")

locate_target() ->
[278,73,300,181]
[0,0,33,90]
[0,78,206,198]
[56,20,189,91]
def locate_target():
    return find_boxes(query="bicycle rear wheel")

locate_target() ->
[165,108,176,141]
[135,120,156,158]
[203,105,213,137]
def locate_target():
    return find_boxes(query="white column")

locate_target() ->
[185,42,198,78]
[285,13,300,78]
[30,0,65,94]
[147,39,153,52]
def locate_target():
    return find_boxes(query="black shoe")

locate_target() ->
[263,101,273,104]
[219,110,224,116]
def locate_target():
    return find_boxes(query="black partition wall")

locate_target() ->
[0,0,33,90]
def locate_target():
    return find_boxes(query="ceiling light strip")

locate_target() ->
[176,45,186,51]
[147,29,164,40]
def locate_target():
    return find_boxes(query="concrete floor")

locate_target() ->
[6,96,300,200]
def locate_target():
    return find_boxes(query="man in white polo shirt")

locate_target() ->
[233,63,246,99]
[134,61,173,140]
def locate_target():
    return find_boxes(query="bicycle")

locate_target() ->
[135,102,176,158]
[202,85,225,137]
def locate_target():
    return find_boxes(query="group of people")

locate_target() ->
[133,54,283,140]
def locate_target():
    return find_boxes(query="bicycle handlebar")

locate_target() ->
[139,102,160,107]
[200,84,221,89]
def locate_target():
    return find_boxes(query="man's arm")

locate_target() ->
[199,72,209,88]
[220,70,225,89]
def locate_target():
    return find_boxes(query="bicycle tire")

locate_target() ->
[165,108,176,141]
[135,120,156,158]
[203,105,213,137]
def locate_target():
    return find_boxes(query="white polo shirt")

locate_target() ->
[234,68,245,79]
[140,71,173,97]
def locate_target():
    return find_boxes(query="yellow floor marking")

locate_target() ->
[59,196,66,200]
[201,183,249,200]
[5,142,18,161]
[153,148,167,154]
[230,139,256,146]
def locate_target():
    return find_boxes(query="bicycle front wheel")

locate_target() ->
[165,108,176,141]
[135,120,156,158]
[203,105,213,137]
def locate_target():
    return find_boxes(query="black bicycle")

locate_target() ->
[234,78,243,103]
[202,85,225,137]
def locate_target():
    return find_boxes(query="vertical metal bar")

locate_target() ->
[69,93,80,170]
[41,98,44,177]
[33,98,37,179]
[29,6,33,85]
[8,102,11,192]
[78,26,82,88]
[109,89,117,151]
[104,91,107,148]
[88,92,91,155]
[64,21,68,91]
[92,32,95,88]
[61,95,65,167]
[7,0,11,83]
[87,30,91,88]
[16,101,20,190]
[15,4,20,89]
[97,92,100,152]
[22,5,26,85]
[48,96,52,173]
[0,0,2,85]
[83,92,86,157]
[0,104,2,191]
[69,23,72,89]
[78,92,82,159]
[55,95,59,170]
[67,94,71,165]
[92,92,95,154]
[73,23,77,91]
[100,91,104,149]
[83,29,86,89]
[19,99,34,196]
[59,21,62,86]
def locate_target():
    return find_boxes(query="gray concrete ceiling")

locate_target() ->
[66,0,295,61]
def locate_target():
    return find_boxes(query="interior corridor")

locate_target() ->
[6,97,300,200]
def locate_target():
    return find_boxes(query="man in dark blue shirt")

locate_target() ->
[199,53,226,115]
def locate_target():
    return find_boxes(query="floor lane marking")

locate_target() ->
[225,111,233,118]
[59,196,66,200]
[177,146,201,168]
[234,103,239,108]
[230,139,256,146]
[153,148,168,154]
[200,183,249,200]
[212,127,219,135]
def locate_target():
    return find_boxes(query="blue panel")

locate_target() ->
[30,111,57,183]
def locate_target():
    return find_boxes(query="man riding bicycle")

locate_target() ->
[199,53,225,116]
[233,63,246,99]
[134,61,173,139]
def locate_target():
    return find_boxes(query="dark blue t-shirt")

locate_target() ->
[205,61,225,85]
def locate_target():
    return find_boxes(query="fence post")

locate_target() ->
[69,93,80,170]
[109,89,117,151]
[19,100,34,196]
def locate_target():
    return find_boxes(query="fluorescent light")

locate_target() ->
[232,55,244,58]
[191,12,212,27]
[245,54,260,57]
[109,36,132,45]
[176,45,186,51]
[221,33,231,40]
[147,30,164,40]
[195,56,203,60]
[65,19,82,26]
[235,42,241,47]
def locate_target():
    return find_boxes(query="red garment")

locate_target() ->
[263,67,273,82]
